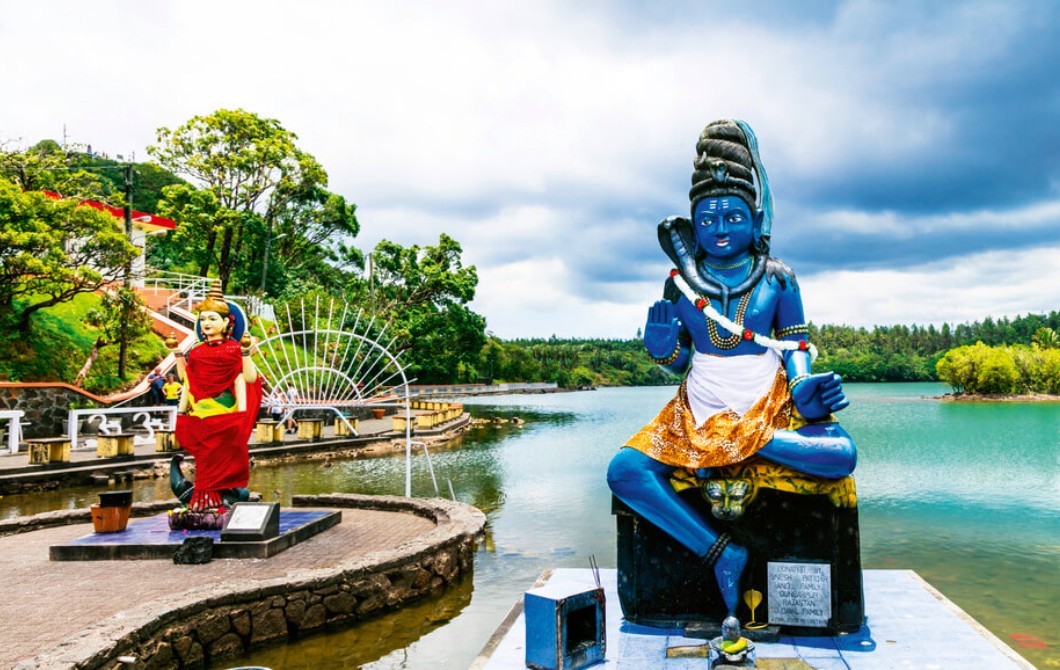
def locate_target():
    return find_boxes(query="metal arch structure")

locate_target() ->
[250,297,418,497]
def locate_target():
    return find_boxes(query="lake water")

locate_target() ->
[2,383,1057,668]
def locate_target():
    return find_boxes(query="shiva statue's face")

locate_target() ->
[199,311,227,341]
[693,196,758,261]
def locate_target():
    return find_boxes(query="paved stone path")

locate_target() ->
[0,508,434,668]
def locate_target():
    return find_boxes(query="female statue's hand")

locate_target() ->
[644,300,681,359]
[791,372,850,420]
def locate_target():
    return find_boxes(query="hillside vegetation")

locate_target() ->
[0,293,166,395]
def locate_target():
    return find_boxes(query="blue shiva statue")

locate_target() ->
[607,119,856,619]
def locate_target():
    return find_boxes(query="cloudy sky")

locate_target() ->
[2,0,1057,338]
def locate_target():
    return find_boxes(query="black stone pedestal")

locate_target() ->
[613,487,864,636]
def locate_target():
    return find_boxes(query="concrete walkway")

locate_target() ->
[2,492,487,670]
[475,569,1036,670]
[0,507,431,668]
[0,411,480,668]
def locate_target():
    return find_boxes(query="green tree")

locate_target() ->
[0,140,109,199]
[367,234,486,384]
[76,286,153,383]
[148,108,329,291]
[976,348,1018,394]
[0,181,138,331]
[1031,327,1059,349]
[936,343,987,393]
[481,338,506,382]
[257,188,361,296]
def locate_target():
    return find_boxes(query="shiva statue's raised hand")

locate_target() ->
[643,300,681,360]
[790,372,850,421]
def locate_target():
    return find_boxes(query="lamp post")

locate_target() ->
[259,231,287,294]
[122,166,133,284]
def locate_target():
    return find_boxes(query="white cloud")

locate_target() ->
[800,244,1060,328]
[815,200,1060,236]
[1,1,1057,339]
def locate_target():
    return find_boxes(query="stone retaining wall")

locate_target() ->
[0,384,156,439]
[16,494,486,670]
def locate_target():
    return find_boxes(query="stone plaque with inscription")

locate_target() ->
[220,502,280,542]
[767,561,831,627]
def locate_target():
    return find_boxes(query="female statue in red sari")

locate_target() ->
[169,281,262,511]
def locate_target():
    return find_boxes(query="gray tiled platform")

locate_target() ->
[475,569,1034,669]
[49,509,340,560]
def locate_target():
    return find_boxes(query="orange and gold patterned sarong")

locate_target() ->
[626,367,792,469]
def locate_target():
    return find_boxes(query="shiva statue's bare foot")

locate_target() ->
[714,541,749,615]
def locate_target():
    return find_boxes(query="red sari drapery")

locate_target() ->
[174,339,262,507]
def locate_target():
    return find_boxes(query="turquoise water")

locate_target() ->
[2,384,1057,667]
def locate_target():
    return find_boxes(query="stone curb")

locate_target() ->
[14,494,486,670]
[0,500,179,537]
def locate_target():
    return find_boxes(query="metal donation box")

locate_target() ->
[524,580,605,670]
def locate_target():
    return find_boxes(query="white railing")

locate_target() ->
[144,270,277,323]
[254,299,415,495]
[69,406,178,451]
[239,295,276,322]
[408,382,559,396]
[0,410,25,454]
[142,270,214,295]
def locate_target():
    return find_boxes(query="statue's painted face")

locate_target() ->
[199,311,227,340]
[693,196,756,260]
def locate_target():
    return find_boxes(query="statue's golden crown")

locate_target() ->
[197,279,230,316]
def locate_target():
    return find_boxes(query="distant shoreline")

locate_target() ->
[936,392,1060,402]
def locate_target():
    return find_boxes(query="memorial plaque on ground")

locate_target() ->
[767,561,831,627]
[220,502,280,542]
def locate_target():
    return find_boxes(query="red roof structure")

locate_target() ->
[41,190,176,232]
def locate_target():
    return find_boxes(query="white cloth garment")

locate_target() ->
[685,349,782,427]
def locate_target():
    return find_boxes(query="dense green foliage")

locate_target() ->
[936,342,1060,394]
[0,180,139,331]
[0,293,166,394]
[810,313,1060,382]
[477,337,678,387]
[149,108,356,291]
[484,313,1060,388]
[81,286,154,380]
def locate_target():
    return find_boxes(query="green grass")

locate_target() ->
[0,293,167,395]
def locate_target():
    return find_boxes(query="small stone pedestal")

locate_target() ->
[297,419,323,440]
[26,437,71,464]
[154,430,180,452]
[255,420,284,443]
[97,433,135,458]
[334,417,359,436]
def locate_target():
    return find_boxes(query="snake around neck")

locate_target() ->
[657,215,767,314]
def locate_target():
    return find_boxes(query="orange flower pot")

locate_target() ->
[91,503,131,533]
[372,408,386,420]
